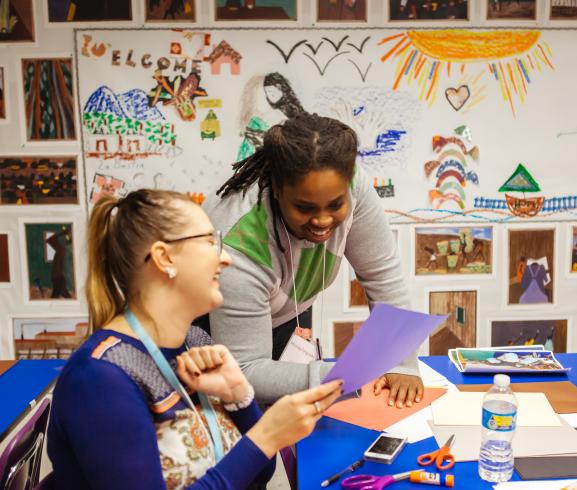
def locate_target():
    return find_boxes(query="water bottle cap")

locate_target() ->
[494,374,510,387]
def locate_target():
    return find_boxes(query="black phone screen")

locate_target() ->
[367,436,403,455]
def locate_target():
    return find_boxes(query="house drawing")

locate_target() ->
[206,40,242,75]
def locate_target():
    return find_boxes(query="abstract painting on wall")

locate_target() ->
[572,226,577,273]
[487,0,536,19]
[429,290,477,356]
[0,233,10,283]
[0,156,78,205]
[24,222,76,301]
[0,0,34,43]
[389,0,468,20]
[491,319,567,353]
[317,0,366,21]
[508,229,555,305]
[215,0,297,20]
[415,226,492,276]
[13,316,89,359]
[47,0,132,22]
[146,0,195,21]
[21,58,76,141]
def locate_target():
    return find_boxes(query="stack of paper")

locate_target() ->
[448,346,570,374]
[493,479,577,490]
[428,391,577,461]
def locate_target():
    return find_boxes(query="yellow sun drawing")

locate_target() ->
[379,30,554,116]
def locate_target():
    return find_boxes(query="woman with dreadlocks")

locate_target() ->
[203,113,422,408]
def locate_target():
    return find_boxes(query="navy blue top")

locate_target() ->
[48,327,275,489]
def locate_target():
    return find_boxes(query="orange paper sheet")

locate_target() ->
[324,383,447,432]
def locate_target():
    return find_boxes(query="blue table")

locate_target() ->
[0,359,66,441]
[297,354,577,490]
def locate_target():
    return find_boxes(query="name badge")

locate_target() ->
[279,327,319,364]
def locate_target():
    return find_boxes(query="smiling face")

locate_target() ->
[274,169,350,244]
[169,204,231,314]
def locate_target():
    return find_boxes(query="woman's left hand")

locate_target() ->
[176,344,251,404]
[373,373,424,408]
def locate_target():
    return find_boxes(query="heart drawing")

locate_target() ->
[445,85,471,111]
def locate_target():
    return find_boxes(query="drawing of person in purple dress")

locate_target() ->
[519,261,549,304]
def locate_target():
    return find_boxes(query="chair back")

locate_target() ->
[0,398,51,490]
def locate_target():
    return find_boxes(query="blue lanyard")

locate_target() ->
[124,308,224,462]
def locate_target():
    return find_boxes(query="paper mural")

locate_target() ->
[47,0,132,22]
[508,229,555,305]
[13,316,89,359]
[0,0,34,43]
[317,0,366,21]
[389,0,468,20]
[491,319,567,353]
[429,290,477,356]
[146,0,195,22]
[0,156,78,205]
[415,226,492,275]
[0,233,10,283]
[215,0,297,20]
[75,28,577,224]
[378,30,553,116]
[22,58,76,141]
[24,222,76,301]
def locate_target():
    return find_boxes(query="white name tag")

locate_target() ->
[279,332,319,364]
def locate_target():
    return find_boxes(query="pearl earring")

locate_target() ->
[165,267,177,279]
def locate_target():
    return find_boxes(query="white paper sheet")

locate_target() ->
[493,479,577,490]
[428,419,577,462]
[431,392,562,427]
[385,406,434,443]
[560,413,577,428]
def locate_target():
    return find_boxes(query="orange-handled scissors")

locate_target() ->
[417,434,456,470]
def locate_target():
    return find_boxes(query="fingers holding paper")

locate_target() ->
[374,373,424,408]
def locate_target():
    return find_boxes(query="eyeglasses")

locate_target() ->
[144,230,223,262]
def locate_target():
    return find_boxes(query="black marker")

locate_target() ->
[320,458,364,487]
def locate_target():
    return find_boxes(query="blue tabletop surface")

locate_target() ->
[297,353,577,489]
[0,359,66,440]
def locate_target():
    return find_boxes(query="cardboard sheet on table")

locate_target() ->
[0,360,16,376]
[457,381,577,414]
[431,391,562,427]
[324,382,446,432]
[427,418,577,462]
[323,304,447,394]
[515,455,577,480]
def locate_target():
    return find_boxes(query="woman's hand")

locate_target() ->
[247,380,343,458]
[373,373,424,408]
[176,345,251,404]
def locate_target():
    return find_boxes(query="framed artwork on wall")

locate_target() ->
[0,156,78,205]
[145,0,195,22]
[487,0,536,20]
[215,0,297,20]
[550,0,577,19]
[427,289,478,356]
[415,226,493,276]
[389,0,469,21]
[12,315,89,359]
[0,0,35,44]
[46,0,132,22]
[491,318,568,353]
[0,67,6,122]
[316,0,366,22]
[21,58,77,141]
[20,219,78,302]
[0,232,12,286]
[507,228,555,306]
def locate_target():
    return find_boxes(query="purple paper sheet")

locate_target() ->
[324,303,447,394]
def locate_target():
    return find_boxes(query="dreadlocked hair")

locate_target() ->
[217,113,358,251]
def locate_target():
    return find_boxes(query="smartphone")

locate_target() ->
[363,434,407,464]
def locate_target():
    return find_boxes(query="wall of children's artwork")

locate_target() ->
[1,0,577,359]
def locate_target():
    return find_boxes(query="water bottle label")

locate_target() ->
[482,408,517,431]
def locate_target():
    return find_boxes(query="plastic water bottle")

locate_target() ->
[478,374,518,482]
